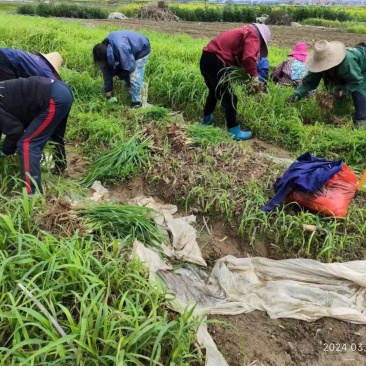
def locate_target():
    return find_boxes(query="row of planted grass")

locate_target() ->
[117,3,360,22]
[302,18,366,34]
[15,3,366,24]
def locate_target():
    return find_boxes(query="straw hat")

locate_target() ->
[36,51,63,80]
[305,40,346,73]
[251,23,271,57]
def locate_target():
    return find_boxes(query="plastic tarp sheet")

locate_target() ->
[158,256,366,323]
[130,197,366,366]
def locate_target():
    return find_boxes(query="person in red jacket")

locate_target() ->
[200,23,271,140]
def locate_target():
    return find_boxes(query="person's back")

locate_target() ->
[93,30,151,108]
[0,76,52,129]
[203,26,259,70]
[106,31,150,63]
[0,48,55,79]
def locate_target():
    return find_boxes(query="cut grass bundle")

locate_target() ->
[81,133,151,186]
[187,124,233,147]
[78,203,165,246]
[134,106,170,123]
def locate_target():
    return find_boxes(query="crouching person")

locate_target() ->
[93,30,151,109]
[0,76,73,194]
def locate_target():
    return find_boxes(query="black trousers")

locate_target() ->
[200,51,238,128]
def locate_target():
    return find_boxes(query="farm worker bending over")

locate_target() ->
[271,42,308,87]
[0,48,67,175]
[0,76,73,194]
[0,48,63,81]
[200,23,271,140]
[288,40,366,129]
[93,30,151,109]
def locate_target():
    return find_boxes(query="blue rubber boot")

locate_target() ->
[228,125,252,140]
[202,114,214,125]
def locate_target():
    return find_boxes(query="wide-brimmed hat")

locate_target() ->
[251,23,271,57]
[305,40,346,73]
[288,42,308,62]
[36,51,63,80]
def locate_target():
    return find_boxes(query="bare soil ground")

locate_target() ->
[82,18,366,47]
[62,21,366,365]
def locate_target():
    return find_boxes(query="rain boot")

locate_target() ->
[228,125,252,140]
[202,114,214,125]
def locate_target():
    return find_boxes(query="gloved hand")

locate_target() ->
[107,96,118,104]
[0,151,7,158]
[287,95,297,104]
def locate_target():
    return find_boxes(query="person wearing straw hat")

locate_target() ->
[0,48,67,174]
[0,76,73,195]
[288,40,366,129]
[200,23,271,140]
[0,48,63,81]
[272,42,308,87]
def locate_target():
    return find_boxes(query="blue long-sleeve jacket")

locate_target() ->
[100,31,151,93]
[0,48,55,79]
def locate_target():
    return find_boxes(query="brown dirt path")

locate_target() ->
[82,18,366,47]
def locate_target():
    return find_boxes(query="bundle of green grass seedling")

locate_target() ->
[82,133,151,186]
[78,203,165,247]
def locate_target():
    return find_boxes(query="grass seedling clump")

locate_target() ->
[78,203,165,246]
[82,133,152,186]
[134,106,170,123]
[187,123,233,147]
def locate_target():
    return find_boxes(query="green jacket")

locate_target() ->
[294,47,366,99]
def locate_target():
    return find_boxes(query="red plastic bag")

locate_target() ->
[285,164,358,217]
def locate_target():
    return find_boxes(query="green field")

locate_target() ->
[0,13,365,364]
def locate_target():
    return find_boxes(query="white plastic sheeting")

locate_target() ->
[157,256,366,323]
[130,197,366,366]
[131,196,207,266]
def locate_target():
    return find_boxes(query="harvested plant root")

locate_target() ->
[316,92,334,113]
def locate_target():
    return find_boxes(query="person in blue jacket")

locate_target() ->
[0,48,63,81]
[93,30,151,109]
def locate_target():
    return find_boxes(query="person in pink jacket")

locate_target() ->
[271,42,308,87]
